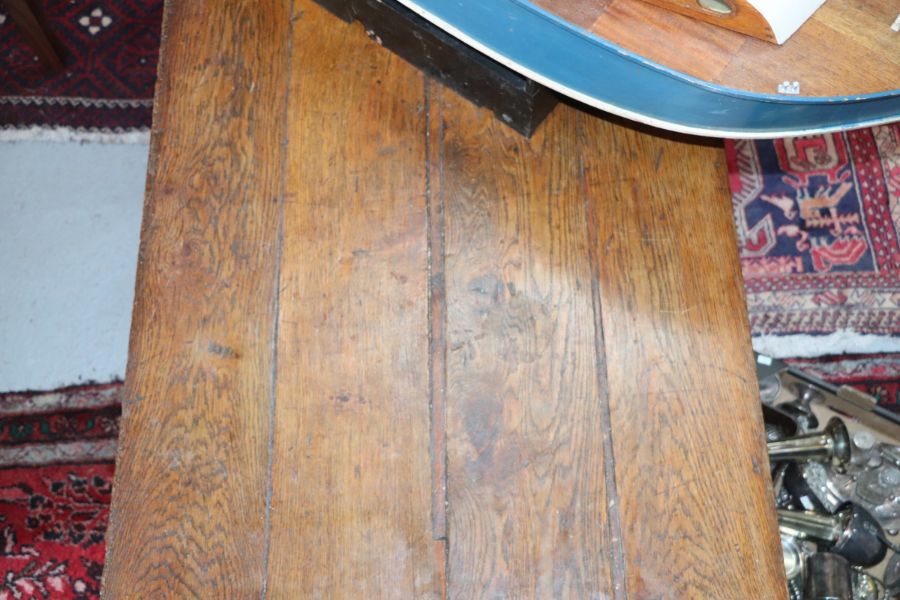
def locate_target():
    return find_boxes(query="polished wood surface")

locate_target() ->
[582,118,787,598]
[104,0,786,597]
[102,0,291,596]
[435,85,614,597]
[535,0,900,97]
[266,5,441,596]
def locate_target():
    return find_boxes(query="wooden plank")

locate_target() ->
[588,0,742,85]
[581,116,787,599]
[104,4,793,595]
[435,87,615,597]
[102,0,291,597]
[636,0,777,43]
[264,3,441,596]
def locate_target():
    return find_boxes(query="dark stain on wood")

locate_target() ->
[207,341,239,359]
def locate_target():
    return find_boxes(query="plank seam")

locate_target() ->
[425,79,451,598]
[260,2,296,597]
[578,112,629,600]
[436,85,450,567]
[426,76,450,545]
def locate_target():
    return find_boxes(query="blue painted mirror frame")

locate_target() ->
[396,0,900,138]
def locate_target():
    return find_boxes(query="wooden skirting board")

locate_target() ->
[102,1,787,597]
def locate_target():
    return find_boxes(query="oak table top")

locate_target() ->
[102,1,785,597]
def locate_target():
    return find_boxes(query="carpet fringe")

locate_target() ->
[753,331,900,359]
[0,438,118,468]
[0,384,122,416]
[0,125,150,144]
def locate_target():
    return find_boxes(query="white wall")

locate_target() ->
[0,141,147,391]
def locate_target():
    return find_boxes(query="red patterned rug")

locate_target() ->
[0,0,162,141]
[788,353,900,415]
[727,124,900,357]
[0,384,120,600]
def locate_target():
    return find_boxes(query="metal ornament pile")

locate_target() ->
[758,355,900,600]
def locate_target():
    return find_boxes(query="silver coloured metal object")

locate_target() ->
[793,461,847,513]
[778,505,887,568]
[779,509,846,544]
[769,418,851,467]
[758,354,900,600]
[783,534,805,580]
[850,570,878,600]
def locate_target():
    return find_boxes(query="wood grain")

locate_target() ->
[636,0,776,43]
[529,0,610,30]
[436,86,615,598]
[581,115,788,599]
[531,0,900,97]
[101,0,291,597]
[264,3,441,597]
[715,5,900,97]
[104,3,791,596]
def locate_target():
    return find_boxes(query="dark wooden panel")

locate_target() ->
[436,86,614,598]
[581,115,788,599]
[265,3,441,597]
[102,0,291,597]
[313,0,559,137]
